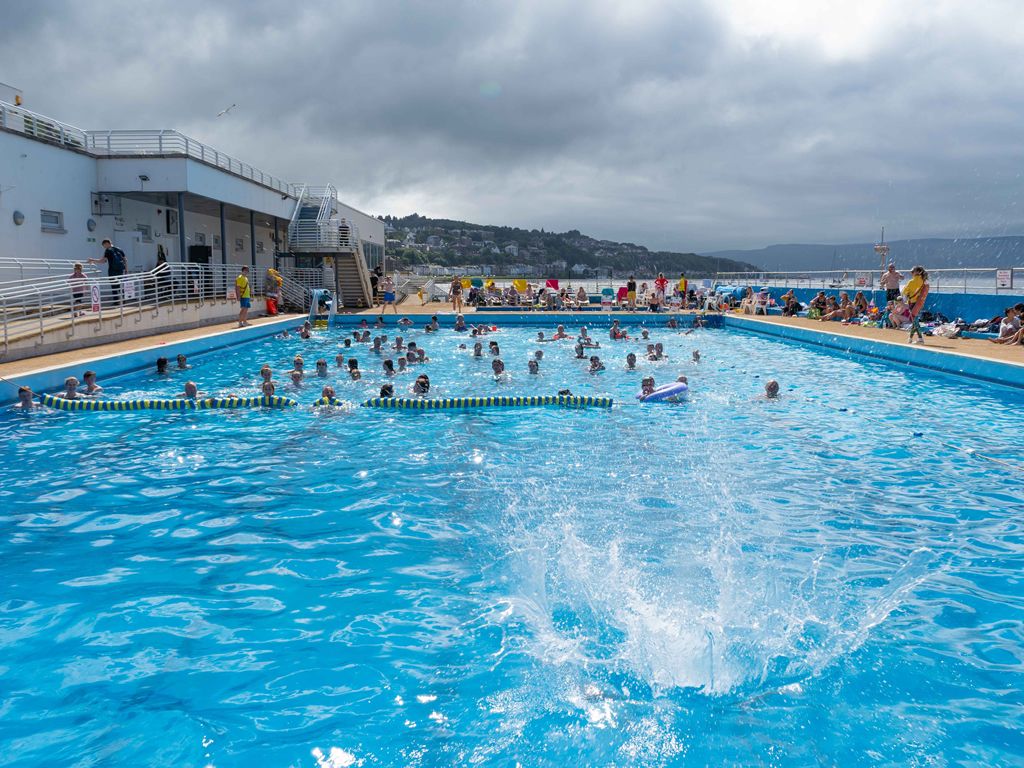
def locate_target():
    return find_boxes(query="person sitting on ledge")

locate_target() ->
[990,307,1020,343]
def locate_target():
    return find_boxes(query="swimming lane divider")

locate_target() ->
[39,394,298,411]
[359,395,614,410]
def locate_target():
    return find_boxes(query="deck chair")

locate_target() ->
[512,279,528,293]
[545,278,559,291]
[461,278,472,290]
[601,287,615,311]
[753,289,770,315]
[470,278,484,289]
[616,286,628,307]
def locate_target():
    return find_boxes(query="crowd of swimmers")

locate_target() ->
[11,312,787,411]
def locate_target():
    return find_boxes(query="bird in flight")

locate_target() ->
[216,103,237,118]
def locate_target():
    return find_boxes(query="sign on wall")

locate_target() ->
[90,283,101,312]
[996,269,1013,289]
[123,279,138,301]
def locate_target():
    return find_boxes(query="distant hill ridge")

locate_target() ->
[702,236,1024,272]
[383,213,760,275]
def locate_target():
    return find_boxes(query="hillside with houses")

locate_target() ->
[381,214,759,278]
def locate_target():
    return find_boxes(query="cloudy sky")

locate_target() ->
[3,0,1023,251]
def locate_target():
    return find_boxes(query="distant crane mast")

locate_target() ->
[873,227,890,304]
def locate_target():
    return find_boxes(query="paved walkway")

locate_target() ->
[0,314,303,378]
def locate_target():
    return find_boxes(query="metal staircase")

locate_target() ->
[286,185,374,310]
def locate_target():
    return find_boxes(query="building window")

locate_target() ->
[137,224,153,243]
[40,209,66,233]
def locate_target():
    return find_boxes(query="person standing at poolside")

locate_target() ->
[68,262,88,316]
[235,266,251,327]
[626,275,637,311]
[678,273,688,305]
[903,266,930,344]
[382,275,397,314]
[880,263,904,303]
[655,273,669,305]
[87,239,127,305]
[450,276,463,313]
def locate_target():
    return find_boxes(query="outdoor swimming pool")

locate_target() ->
[2,320,1023,766]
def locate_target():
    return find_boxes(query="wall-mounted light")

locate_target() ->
[12,210,24,225]
[87,218,97,232]
[138,174,150,182]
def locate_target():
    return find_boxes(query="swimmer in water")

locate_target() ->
[626,352,637,370]
[416,348,428,363]
[397,358,408,372]
[398,316,413,326]
[654,342,665,360]
[360,330,371,343]
[383,359,396,376]
[380,383,395,397]
[260,365,273,384]
[156,357,169,374]
[405,350,417,364]
[315,359,329,378]
[666,316,678,329]
[372,337,383,353]
[177,381,200,399]
[277,330,291,339]
[57,376,80,400]
[640,376,656,396]
[351,331,361,342]
[374,316,384,329]
[176,354,190,370]
[646,344,656,360]
[293,355,305,373]
[489,341,501,356]
[413,374,430,395]
[765,379,780,399]
[454,315,467,332]
[15,386,37,410]
[347,359,361,380]
[553,325,572,340]
[343,338,352,349]
[640,329,650,340]
[692,349,700,362]
[393,336,404,351]
[473,341,483,357]
[589,355,605,373]
[693,315,706,329]
[360,319,369,329]
[574,342,586,359]
[289,370,304,388]
[261,381,276,397]
[299,321,312,339]
[534,349,544,361]
[528,359,539,374]
[536,331,547,342]
[82,370,103,395]
[491,358,506,378]
[321,385,336,401]
[335,354,345,368]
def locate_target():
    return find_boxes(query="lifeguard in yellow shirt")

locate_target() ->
[236,266,251,327]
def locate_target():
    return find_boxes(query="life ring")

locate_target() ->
[638,382,688,403]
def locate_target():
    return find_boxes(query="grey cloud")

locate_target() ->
[3,0,1023,251]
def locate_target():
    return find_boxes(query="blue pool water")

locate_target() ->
[2,320,1024,766]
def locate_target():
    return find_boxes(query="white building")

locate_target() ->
[0,100,384,296]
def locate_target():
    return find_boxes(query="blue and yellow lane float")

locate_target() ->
[40,394,298,411]
[360,394,614,410]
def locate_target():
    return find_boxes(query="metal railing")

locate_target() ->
[1,100,302,197]
[82,129,302,196]
[0,257,102,287]
[0,262,268,354]
[0,101,88,148]
[713,267,1024,295]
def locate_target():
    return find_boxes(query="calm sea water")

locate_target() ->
[1,321,1023,766]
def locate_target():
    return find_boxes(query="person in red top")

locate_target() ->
[654,273,669,300]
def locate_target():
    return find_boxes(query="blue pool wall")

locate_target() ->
[8,317,296,405]
[741,286,1024,321]
[722,314,1024,390]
